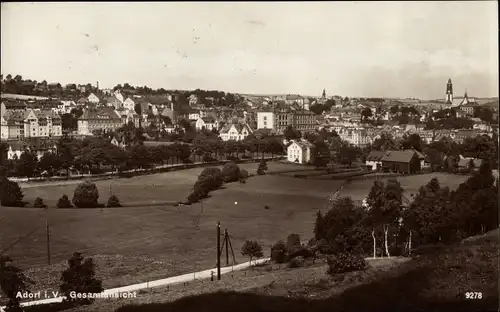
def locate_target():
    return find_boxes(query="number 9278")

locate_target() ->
[465,292,483,299]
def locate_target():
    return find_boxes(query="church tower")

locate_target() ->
[322,89,326,99]
[445,78,453,104]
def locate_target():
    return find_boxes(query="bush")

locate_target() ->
[57,194,73,208]
[198,168,224,191]
[33,197,47,208]
[287,256,305,268]
[0,178,24,207]
[60,252,103,304]
[107,195,121,207]
[241,155,252,159]
[72,181,99,208]
[257,160,268,175]
[326,252,367,275]
[221,162,241,183]
[227,155,239,161]
[187,188,208,204]
[239,169,249,183]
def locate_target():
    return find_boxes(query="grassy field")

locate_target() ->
[73,229,497,312]
[0,162,342,297]
[338,172,470,202]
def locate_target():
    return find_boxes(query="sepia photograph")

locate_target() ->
[0,2,498,312]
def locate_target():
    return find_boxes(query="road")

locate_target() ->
[0,258,270,309]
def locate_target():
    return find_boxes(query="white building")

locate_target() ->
[257,111,275,130]
[114,90,125,103]
[287,139,314,164]
[365,150,385,171]
[188,111,201,120]
[87,93,100,104]
[219,123,253,141]
[195,116,218,131]
[123,98,136,111]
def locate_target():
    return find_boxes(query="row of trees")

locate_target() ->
[0,131,284,179]
[0,252,103,311]
[313,161,498,259]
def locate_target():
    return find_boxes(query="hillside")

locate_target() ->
[105,230,500,312]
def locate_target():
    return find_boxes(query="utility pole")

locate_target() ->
[225,229,229,266]
[46,220,51,265]
[216,222,221,280]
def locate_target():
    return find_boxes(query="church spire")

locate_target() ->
[322,89,326,98]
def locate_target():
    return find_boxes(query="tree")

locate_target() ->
[57,194,73,208]
[107,195,121,207]
[401,133,423,152]
[15,150,38,179]
[0,256,34,312]
[361,107,373,121]
[241,240,263,264]
[60,252,103,304]
[372,133,401,151]
[0,178,24,207]
[38,152,60,176]
[309,104,325,115]
[238,168,249,183]
[365,179,404,257]
[72,181,99,208]
[283,126,301,140]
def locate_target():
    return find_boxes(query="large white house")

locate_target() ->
[123,97,136,111]
[287,139,314,164]
[219,123,253,141]
[257,111,274,130]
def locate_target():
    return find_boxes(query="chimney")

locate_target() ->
[97,81,99,90]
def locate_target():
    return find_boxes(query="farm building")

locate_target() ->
[287,139,314,164]
[380,150,421,174]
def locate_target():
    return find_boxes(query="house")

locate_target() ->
[380,150,421,174]
[123,97,136,111]
[189,94,199,106]
[365,150,385,171]
[287,139,314,164]
[219,123,253,141]
[77,108,122,135]
[114,90,125,103]
[106,96,123,110]
[195,116,218,131]
[0,109,62,139]
[77,97,87,106]
[87,93,100,104]
[188,110,201,121]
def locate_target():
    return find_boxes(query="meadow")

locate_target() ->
[0,165,470,300]
[0,161,339,293]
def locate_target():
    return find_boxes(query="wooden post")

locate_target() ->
[216,222,221,280]
[225,229,229,266]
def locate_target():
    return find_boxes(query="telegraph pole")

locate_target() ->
[225,229,229,266]
[46,220,51,265]
[216,222,221,280]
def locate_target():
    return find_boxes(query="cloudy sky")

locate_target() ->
[1,2,498,99]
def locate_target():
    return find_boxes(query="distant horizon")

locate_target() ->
[2,2,498,100]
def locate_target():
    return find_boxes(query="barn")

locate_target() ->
[380,150,421,174]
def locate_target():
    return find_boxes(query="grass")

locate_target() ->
[60,229,498,312]
[0,162,342,299]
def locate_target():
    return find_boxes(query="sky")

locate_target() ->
[1,2,498,99]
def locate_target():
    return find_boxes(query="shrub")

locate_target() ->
[221,162,241,183]
[0,178,24,207]
[227,155,239,161]
[187,188,208,204]
[242,155,252,159]
[326,252,367,275]
[72,181,99,208]
[198,168,224,191]
[60,252,103,304]
[239,169,249,183]
[0,255,33,311]
[257,160,268,175]
[287,256,305,268]
[57,194,73,208]
[33,197,47,208]
[241,240,264,263]
[107,195,121,207]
